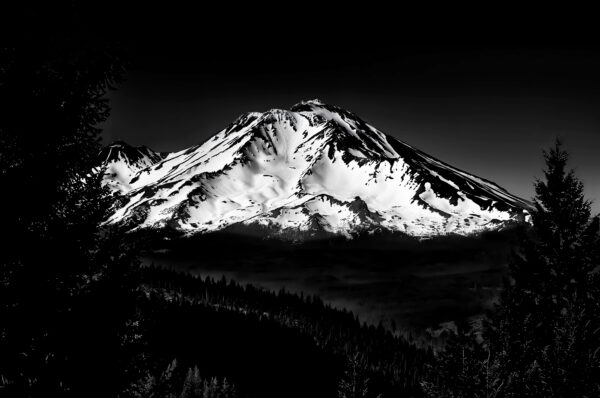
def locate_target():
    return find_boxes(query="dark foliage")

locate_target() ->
[133,265,430,397]
[422,141,600,397]
[0,4,146,397]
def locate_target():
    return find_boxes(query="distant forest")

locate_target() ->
[2,4,599,398]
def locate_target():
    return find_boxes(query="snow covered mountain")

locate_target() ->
[99,100,531,237]
[98,141,165,194]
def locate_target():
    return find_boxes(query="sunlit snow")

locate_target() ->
[98,100,530,237]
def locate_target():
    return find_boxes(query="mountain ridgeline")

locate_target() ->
[99,100,530,238]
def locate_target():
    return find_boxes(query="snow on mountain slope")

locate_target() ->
[99,100,531,237]
[98,141,165,193]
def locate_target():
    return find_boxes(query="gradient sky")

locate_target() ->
[102,34,600,212]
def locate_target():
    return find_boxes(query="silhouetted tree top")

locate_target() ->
[0,4,137,397]
[533,140,594,252]
[422,141,600,397]
[1,3,127,239]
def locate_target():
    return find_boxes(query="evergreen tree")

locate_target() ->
[422,141,600,397]
[0,4,142,397]
[337,353,374,398]
[421,323,502,398]
[487,141,600,396]
[180,366,203,398]
[130,359,179,398]
[221,378,237,398]
[177,370,237,398]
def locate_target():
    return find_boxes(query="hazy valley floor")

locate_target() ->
[142,230,519,332]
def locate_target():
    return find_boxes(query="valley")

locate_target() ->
[140,229,519,333]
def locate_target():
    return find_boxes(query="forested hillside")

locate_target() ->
[133,266,430,397]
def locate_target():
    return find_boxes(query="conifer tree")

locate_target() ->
[487,141,600,396]
[338,353,373,398]
[0,4,143,397]
[421,323,501,398]
[180,367,203,398]
[422,141,600,397]
[221,378,237,398]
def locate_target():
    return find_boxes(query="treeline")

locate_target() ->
[134,266,430,397]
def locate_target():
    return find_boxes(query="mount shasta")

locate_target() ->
[99,100,530,237]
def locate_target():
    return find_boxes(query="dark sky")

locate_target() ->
[101,13,600,212]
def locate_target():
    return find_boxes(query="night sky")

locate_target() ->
[101,13,600,212]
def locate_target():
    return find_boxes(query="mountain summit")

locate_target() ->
[99,100,530,237]
[98,141,165,193]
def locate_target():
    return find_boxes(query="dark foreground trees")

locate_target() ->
[0,5,429,397]
[0,4,144,397]
[132,266,429,397]
[423,141,600,397]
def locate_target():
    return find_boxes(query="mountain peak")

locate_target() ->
[293,98,326,107]
[99,101,530,237]
[98,141,165,194]
[290,99,333,112]
[108,140,130,147]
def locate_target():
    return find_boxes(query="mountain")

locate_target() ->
[98,141,165,193]
[99,100,531,237]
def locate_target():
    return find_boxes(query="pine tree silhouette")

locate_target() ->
[422,141,600,397]
[0,4,143,397]
[337,353,374,398]
[488,140,600,396]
